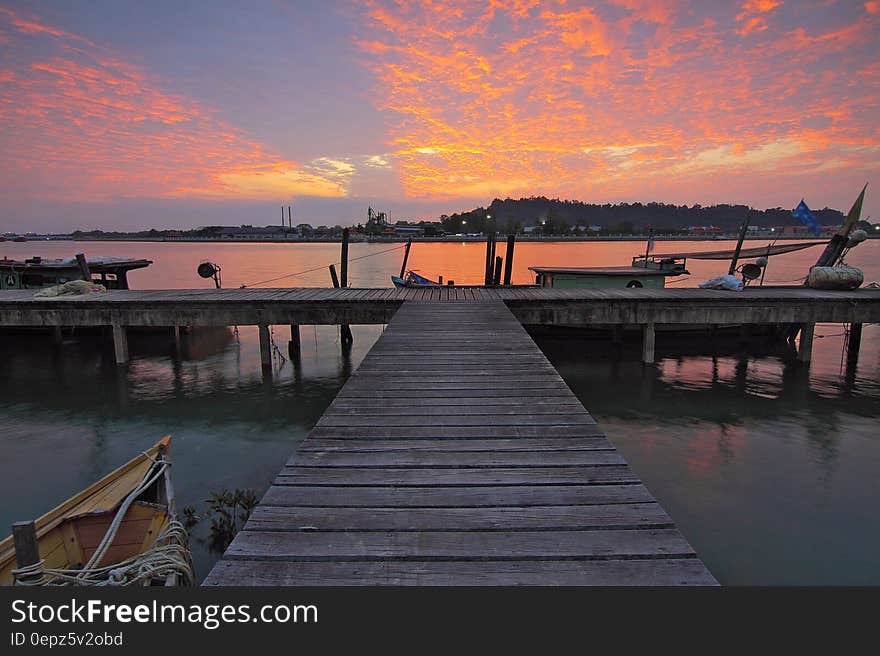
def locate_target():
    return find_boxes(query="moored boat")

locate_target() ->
[0,255,151,290]
[0,436,194,586]
[392,270,442,287]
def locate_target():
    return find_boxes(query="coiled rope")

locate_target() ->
[12,456,194,587]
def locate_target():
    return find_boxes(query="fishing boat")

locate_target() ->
[0,436,194,586]
[0,255,151,290]
[531,254,689,290]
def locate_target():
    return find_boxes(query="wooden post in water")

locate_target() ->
[111,322,128,364]
[12,521,39,582]
[171,325,181,355]
[75,253,91,282]
[493,256,503,286]
[484,233,494,286]
[258,324,272,369]
[503,235,515,285]
[399,238,412,278]
[489,231,497,271]
[329,265,353,345]
[340,228,349,288]
[642,323,655,364]
[846,322,862,370]
[52,325,63,345]
[289,324,301,362]
[797,323,814,362]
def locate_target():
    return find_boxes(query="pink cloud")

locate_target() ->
[0,7,347,201]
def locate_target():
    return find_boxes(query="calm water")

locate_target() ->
[0,239,877,584]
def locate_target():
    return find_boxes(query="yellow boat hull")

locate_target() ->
[0,436,179,586]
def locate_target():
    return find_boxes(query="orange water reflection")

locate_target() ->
[2,238,877,289]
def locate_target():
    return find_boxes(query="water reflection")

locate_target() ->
[533,326,880,585]
[0,324,382,581]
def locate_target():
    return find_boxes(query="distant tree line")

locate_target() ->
[439,197,848,235]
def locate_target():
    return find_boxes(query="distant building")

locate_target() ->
[392,224,424,236]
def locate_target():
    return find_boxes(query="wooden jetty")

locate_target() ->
[4,285,879,584]
[204,300,717,585]
[0,286,878,365]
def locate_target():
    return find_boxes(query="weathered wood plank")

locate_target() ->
[223,528,697,560]
[316,414,597,427]
[244,503,674,531]
[260,483,654,507]
[276,465,638,486]
[306,425,606,439]
[204,558,717,586]
[288,450,622,467]
[297,437,613,452]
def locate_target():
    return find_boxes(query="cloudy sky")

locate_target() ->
[1,0,877,231]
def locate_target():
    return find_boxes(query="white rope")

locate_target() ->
[13,521,195,586]
[12,455,195,587]
[79,461,169,575]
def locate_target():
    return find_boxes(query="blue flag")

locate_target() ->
[792,199,821,237]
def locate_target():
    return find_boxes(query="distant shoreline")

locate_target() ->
[14,234,851,244]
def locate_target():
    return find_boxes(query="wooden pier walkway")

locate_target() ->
[204,300,717,585]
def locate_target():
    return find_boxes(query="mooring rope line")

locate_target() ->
[239,243,407,288]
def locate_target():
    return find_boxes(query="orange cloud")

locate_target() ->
[356,0,880,206]
[736,0,782,36]
[0,7,348,202]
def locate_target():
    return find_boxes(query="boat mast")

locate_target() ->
[813,183,867,268]
[728,217,750,275]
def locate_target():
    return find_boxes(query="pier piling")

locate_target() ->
[503,235,515,285]
[111,322,128,364]
[171,325,181,354]
[642,323,655,364]
[845,322,862,377]
[289,324,301,363]
[797,323,815,363]
[493,256,503,286]
[258,324,272,370]
[328,265,353,345]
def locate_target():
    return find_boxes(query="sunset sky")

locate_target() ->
[1,0,878,231]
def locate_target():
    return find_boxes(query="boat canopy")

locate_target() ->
[652,241,829,261]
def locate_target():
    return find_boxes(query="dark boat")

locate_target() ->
[392,270,441,287]
[0,256,151,290]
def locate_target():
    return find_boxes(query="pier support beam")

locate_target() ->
[797,323,814,363]
[642,322,655,364]
[258,324,272,370]
[289,324,301,362]
[171,325,181,354]
[52,325,63,346]
[845,323,862,380]
[111,323,128,365]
